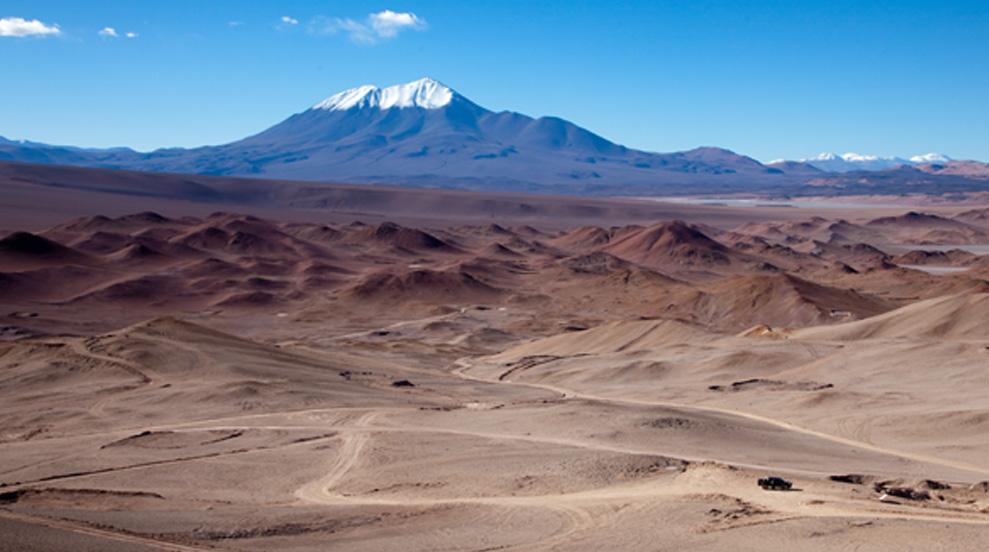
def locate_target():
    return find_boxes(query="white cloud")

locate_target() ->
[125,31,138,38]
[368,10,424,38]
[228,20,243,28]
[281,15,299,25]
[0,17,61,37]
[308,10,426,45]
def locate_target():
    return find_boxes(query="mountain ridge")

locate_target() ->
[767,151,955,173]
[1,78,986,197]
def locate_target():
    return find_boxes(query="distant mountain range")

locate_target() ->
[768,152,954,173]
[1,78,987,196]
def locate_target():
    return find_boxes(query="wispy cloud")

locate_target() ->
[308,10,426,45]
[228,20,243,28]
[98,27,138,39]
[281,15,299,25]
[0,16,61,37]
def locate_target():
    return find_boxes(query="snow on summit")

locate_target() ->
[791,151,954,172]
[909,152,951,163]
[802,152,951,164]
[313,78,454,111]
[806,152,884,162]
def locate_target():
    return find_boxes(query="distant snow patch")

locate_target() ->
[910,152,951,163]
[793,151,954,173]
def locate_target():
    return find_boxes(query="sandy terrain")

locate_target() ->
[3,190,989,549]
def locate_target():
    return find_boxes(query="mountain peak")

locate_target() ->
[793,151,955,173]
[808,152,886,162]
[909,152,951,164]
[312,77,454,111]
[839,152,880,162]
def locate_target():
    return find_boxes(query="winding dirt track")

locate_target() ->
[7,337,989,551]
[294,411,377,503]
[287,424,989,551]
[281,355,989,551]
[451,358,989,479]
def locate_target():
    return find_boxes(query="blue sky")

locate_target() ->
[2,1,987,161]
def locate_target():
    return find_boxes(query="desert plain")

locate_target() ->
[3,163,989,551]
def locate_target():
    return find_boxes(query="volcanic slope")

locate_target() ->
[4,310,989,551]
[471,292,989,468]
[4,209,989,550]
[12,211,978,337]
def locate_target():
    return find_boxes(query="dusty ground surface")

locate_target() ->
[3,195,989,550]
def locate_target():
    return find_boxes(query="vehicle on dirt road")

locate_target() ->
[758,476,793,491]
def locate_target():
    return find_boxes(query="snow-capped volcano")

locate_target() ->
[9,76,970,195]
[794,152,952,172]
[0,76,781,193]
[312,77,455,111]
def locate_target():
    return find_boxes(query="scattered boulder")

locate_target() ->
[917,479,951,491]
[0,490,23,504]
[830,474,869,485]
[877,493,900,504]
[392,379,415,388]
[874,481,929,501]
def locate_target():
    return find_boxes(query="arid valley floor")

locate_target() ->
[3,171,989,550]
